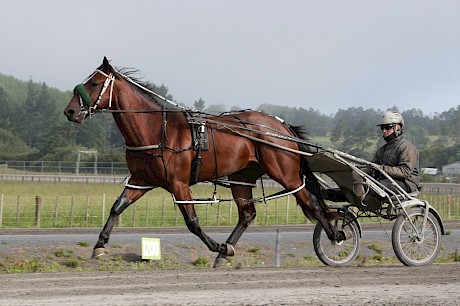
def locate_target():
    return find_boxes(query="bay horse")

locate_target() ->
[64,57,345,267]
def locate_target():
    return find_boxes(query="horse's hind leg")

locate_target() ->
[93,188,147,258]
[177,203,231,256]
[267,167,344,241]
[214,184,256,268]
[172,184,231,257]
[292,185,346,241]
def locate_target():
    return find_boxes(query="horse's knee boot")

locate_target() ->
[112,196,130,215]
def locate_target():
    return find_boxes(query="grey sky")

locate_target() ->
[1,0,459,115]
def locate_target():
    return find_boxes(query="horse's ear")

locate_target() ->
[101,57,111,73]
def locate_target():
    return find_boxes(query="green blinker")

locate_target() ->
[74,84,93,107]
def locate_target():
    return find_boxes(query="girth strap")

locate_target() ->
[187,112,210,185]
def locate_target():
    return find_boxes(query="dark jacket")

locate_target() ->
[371,135,421,192]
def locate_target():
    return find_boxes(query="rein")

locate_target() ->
[72,67,318,203]
[73,69,319,156]
[118,72,187,111]
[100,108,318,155]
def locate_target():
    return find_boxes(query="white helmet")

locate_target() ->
[378,111,404,127]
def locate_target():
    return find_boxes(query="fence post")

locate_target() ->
[265,204,269,225]
[174,203,179,226]
[70,195,74,227]
[275,199,279,225]
[216,202,221,225]
[85,196,90,227]
[275,229,281,268]
[0,194,3,227]
[145,198,149,226]
[448,195,451,220]
[161,197,165,226]
[132,203,136,227]
[54,196,59,227]
[295,203,299,224]
[285,195,290,225]
[35,196,41,228]
[229,201,233,225]
[456,195,459,219]
[102,194,106,227]
[16,196,20,227]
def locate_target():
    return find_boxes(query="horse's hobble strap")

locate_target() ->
[74,84,93,106]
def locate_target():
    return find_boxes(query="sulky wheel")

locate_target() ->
[313,212,360,266]
[392,207,442,266]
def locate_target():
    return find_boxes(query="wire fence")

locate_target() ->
[0,160,129,176]
[1,160,458,228]
[0,193,458,229]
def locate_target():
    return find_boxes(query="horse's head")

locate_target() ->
[64,57,116,123]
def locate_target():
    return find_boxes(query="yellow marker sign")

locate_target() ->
[141,238,161,260]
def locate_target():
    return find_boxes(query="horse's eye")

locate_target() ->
[91,82,98,87]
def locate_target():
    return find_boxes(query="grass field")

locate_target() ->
[0,181,310,228]
[0,181,458,228]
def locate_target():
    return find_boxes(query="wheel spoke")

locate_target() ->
[314,218,360,266]
[393,209,441,265]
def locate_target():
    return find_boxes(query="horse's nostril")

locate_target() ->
[64,108,75,119]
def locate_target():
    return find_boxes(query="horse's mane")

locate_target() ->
[116,68,173,101]
[105,65,187,110]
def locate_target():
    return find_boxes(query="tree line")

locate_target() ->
[0,73,459,170]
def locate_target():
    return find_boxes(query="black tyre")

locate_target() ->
[313,213,360,266]
[392,207,442,266]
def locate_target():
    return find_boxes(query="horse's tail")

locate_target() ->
[288,125,330,221]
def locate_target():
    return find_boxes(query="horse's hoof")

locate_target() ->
[92,247,106,258]
[213,255,232,268]
[337,231,347,241]
[226,243,235,256]
[342,228,353,240]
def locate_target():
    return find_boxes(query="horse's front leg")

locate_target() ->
[92,188,147,258]
[214,185,256,268]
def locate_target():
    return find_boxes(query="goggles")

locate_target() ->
[380,125,394,131]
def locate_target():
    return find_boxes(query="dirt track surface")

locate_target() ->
[1,224,459,305]
[0,264,459,305]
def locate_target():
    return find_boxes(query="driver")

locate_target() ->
[364,111,421,207]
